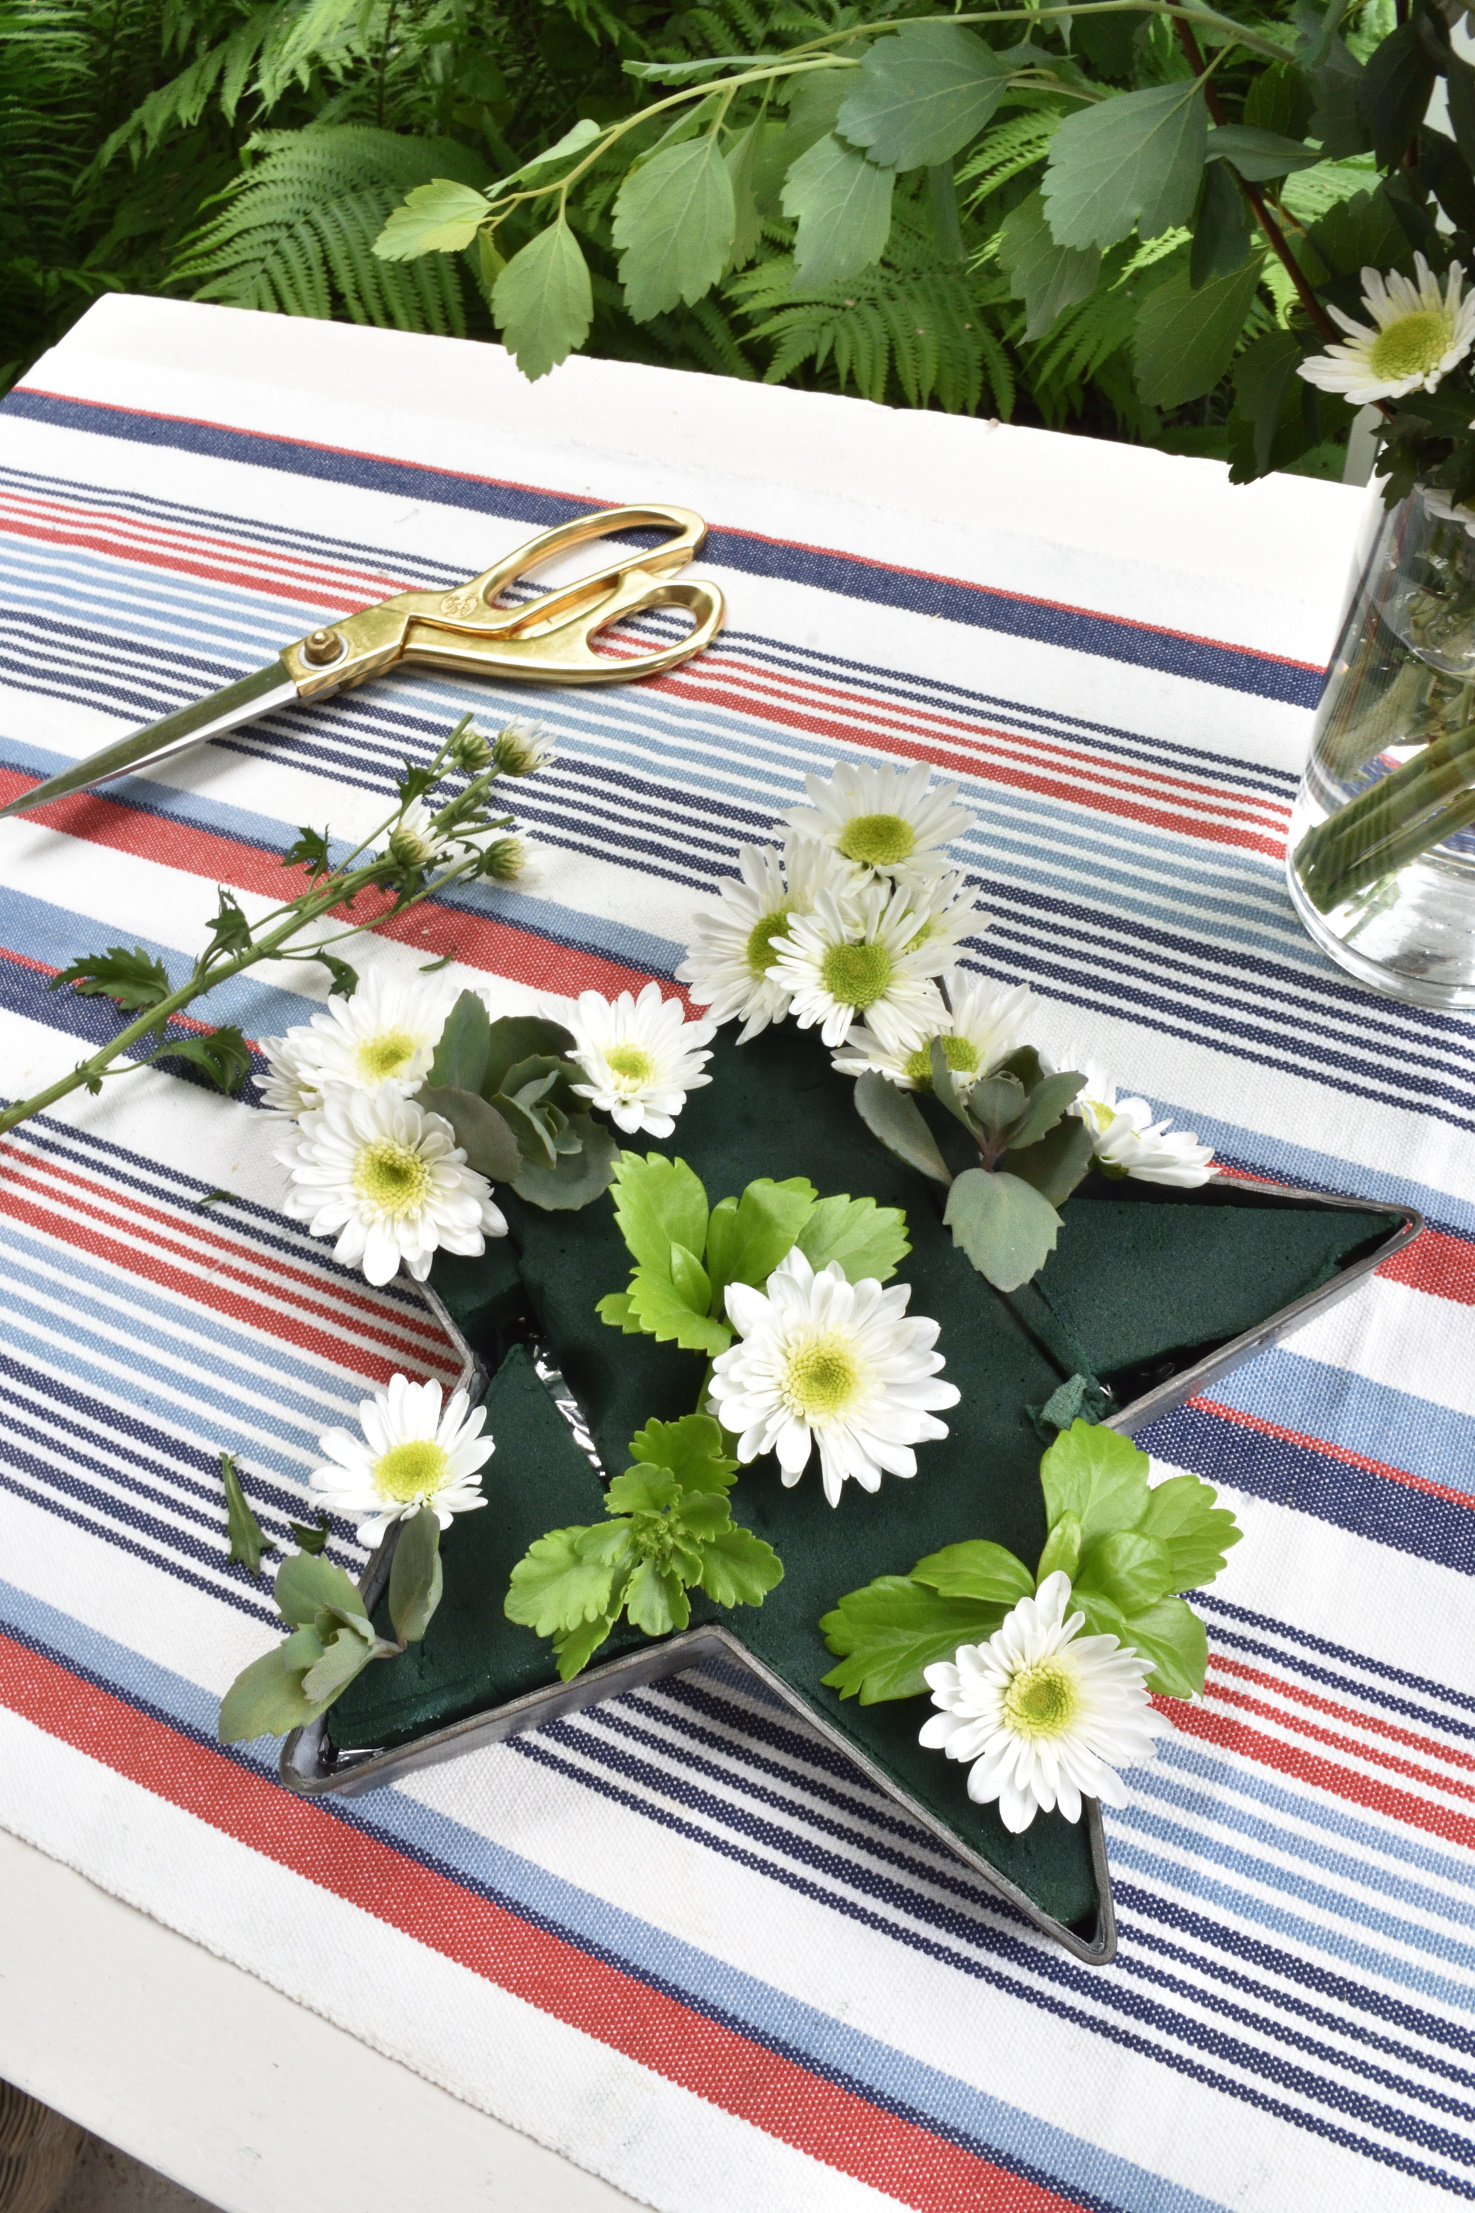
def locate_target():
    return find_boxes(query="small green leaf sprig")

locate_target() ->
[819,1419,1241,1705]
[1,715,540,1144]
[504,1414,783,1681]
[218,1508,444,1742]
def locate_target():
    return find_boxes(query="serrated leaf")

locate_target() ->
[782,132,895,287]
[699,1523,784,1608]
[274,1551,368,1629]
[836,23,1019,172]
[315,951,359,999]
[220,1451,269,1576]
[795,1193,910,1285]
[512,1114,618,1211]
[668,1239,713,1315]
[388,1506,443,1645]
[819,1577,1009,1703]
[613,133,735,321]
[999,189,1100,341]
[1107,1592,1207,1697]
[596,1290,640,1333]
[419,1085,522,1181]
[623,1557,690,1636]
[50,945,171,1014]
[998,1114,1097,1207]
[374,178,490,260]
[611,1152,710,1274]
[427,990,490,1093]
[604,1467,680,1516]
[505,1525,630,1636]
[158,1027,253,1094]
[944,1167,1061,1292]
[492,218,593,380]
[629,1413,736,1493]
[710,1175,816,1305]
[1075,1530,1176,1615]
[627,1268,734,1355]
[724,118,765,269]
[910,1540,1034,1605]
[1133,257,1264,409]
[1039,1419,1151,1548]
[1042,82,1209,250]
[288,1516,331,1555]
[508,117,603,188]
[552,1610,621,1681]
[1205,124,1320,181]
[284,826,332,879]
[1358,20,1434,166]
[854,1069,952,1184]
[1036,1509,1082,1584]
[1190,159,1253,289]
[1137,1474,1242,1587]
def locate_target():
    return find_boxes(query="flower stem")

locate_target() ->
[1292,716,1475,910]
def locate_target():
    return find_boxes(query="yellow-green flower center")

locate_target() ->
[781,1331,863,1421]
[1003,1658,1080,1739]
[372,1437,447,1503]
[1368,308,1453,384]
[838,811,916,867]
[353,1138,431,1218]
[822,940,893,1010]
[354,1028,418,1083]
[903,1032,979,1088]
[604,1043,656,1091]
[746,907,793,978]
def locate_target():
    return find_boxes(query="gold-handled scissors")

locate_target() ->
[0,503,724,820]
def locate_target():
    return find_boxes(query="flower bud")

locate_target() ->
[477,835,527,883]
[448,726,493,773]
[386,824,435,870]
[492,719,553,778]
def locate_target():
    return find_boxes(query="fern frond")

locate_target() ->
[957,112,1060,206]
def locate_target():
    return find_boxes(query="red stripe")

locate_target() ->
[1200,1679,1475,1804]
[0,1631,1084,2213]
[0,509,392,614]
[0,490,407,600]
[1378,1225,1475,1306]
[1207,1651,1475,1775]
[1189,1395,1475,1512]
[1159,1697,1475,1849]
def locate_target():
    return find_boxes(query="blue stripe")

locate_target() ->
[1209,1349,1475,1504]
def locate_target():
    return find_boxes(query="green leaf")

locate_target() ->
[795,1193,910,1285]
[836,23,1019,171]
[274,1551,368,1629]
[194,1190,236,1210]
[698,1523,784,1608]
[298,1622,380,1704]
[1074,1530,1176,1615]
[374,178,490,260]
[483,1014,576,1095]
[910,1540,1034,1605]
[505,1525,631,1637]
[999,189,1100,342]
[50,945,171,1015]
[1110,1592,1207,1698]
[388,1506,443,1645]
[1137,1474,1242,1587]
[819,1577,1008,1703]
[613,134,736,321]
[782,133,895,288]
[998,1114,1097,1207]
[1190,160,1253,289]
[1306,185,1412,279]
[611,1153,710,1275]
[1039,1419,1151,1548]
[508,117,604,189]
[1245,57,1314,140]
[1358,20,1434,166]
[490,1088,558,1169]
[712,1176,816,1302]
[624,1557,690,1636]
[217,1641,337,1743]
[1133,256,1264,409]
[627,1268,734,1355]
[1205,125,1321,181]
[314,951,360,999]
[605,1465,680,1517]
[220,1451,269,1576]
[629,1413,736,1494]
[552,1611,621,1682]
[596,1291,640,1332]
[512,1114,618,1210]
[418,1085,523,1181]
[1042,83,1209,250]
[284,826,332,880]
[724,118,765,270]
[492,218,593,380]
[426,990,490,1093]
[200,887,252,961]
[158,1027,253,1095]
[853,1070,952,1185]
[1036,1509,1082,1584]
[668,1240,713,1315]
[943,1167,1062,1293]
[1072,8,1149,79]
[1003,1070,1085,1153]
[288,1516,331,1555]
[1231,327,1306,476]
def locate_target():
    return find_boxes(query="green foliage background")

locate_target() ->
[0,0,1428,471]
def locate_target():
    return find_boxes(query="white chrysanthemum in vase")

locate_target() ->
[310,1373,494,1547]
[708,1248,960,1507]
[767,880,952,1051]
[919,1572,1161,1833]
[565,981,715,1136]
[1298,254,1475,404]
[280,1084,507,1285]
[784,759,972,884]
[833,969,1037,1092]
[675,836,864,1042]
[261,968,454,1109]
[1070,1063,1215,1187]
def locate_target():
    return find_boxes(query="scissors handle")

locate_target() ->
[282,504,724,698]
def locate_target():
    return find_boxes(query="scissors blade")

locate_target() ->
[0,660,299,821]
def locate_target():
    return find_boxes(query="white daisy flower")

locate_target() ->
[708,1247,960,1507]
[674,835,864,1043]
[833,968,1036,1093]
[1071,1062,1215,1187]
[784,759,973,884]
[566,981,716,1137]
[262,969,454,1108]
[892,868,990,961]
[919,1571,1161,1833]
[767,880,952,1052]
[1298,254,1475,404]
[310,1373,494,1548]
[257,1029,322,1117]
[279,1084,507,1286]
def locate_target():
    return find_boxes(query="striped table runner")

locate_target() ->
[0,303,1471,2212]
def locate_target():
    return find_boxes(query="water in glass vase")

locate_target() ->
[1288,485,1475,1007]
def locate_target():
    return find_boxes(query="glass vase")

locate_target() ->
[1287,484,1475,1007]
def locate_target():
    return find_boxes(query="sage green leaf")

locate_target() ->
[943,1167,1062,1293]
[483,1014,576,1095]
[288,1516,330,1555]
[819,1577,1008,1703]
[627,1267,734,1355]
[713,1176,817,1302]
[1074,1530,1176,1616]
[1042,83,1209,249]
[275,1551,367,1629]
[628,1413,736,1493]
[492,218,593,380]
[611,1152,710,1274]
[1036,1509,1082,1584]
[724,118,765,269]
[1137,1473,1242,1587]
[217,1641,336,1743]
[782,133,895,287]
[418,1085,523,1181]
[1205,124,1321,180]
[299,1623,379,1704]
[1003,1070,1085,1153]
[388,1506,444,1645]
[836,23,1018,172]
[998,189,1100,341]
[795,1193,910,1285]
[998,1115,1096,1207]
[698,1523,784,1608]
[220,1450,269,1576]
[499,1054,580,1115]
[854,1070,952,1185]
[1039,1419,1151,1548]
[427,990,491,1094]
[624,1557,689,1636]
[512,1114,618,1210]
[505,1525,630,1635]
[613,134,736,320]
[492,1087,558,1169]
[1190,159,1253,289]
[668,1238,713,1315]
[1115,1593,1207,1697]
[1133,257,1264,408]
[552,1610,621,1682]
[910,1540,1034,1605]
[930,1040,991,1135]
[374,178,490,260]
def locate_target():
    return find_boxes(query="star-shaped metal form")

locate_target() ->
[283,1029,1418,1965]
